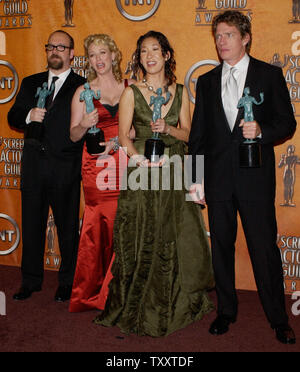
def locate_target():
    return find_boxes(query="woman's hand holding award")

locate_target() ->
[80,82,105,155]
[144,87,170,163]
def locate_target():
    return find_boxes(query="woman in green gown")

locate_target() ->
[94,31,214,337]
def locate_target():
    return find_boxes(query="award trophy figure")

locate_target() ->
[237,87,264,167]
[26,82,54,145]
[144,87,171,163]
[62,0,75,27]
[80,82,105,155]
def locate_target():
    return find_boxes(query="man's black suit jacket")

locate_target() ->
[189,56,297,202]
[8,70,86,188]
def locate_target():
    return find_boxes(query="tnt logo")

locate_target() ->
[125,0,152,4]
[0,214,20,256]
[0,60,19,104]
[0,291,6,316]
[115,0,161,21]
[184,59,219,104]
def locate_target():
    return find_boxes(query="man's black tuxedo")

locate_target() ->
[189,56,297,327]
[189,56,296,202]
[8,69,86,289]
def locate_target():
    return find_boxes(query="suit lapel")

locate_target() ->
[243,56,255,89]
[212,63,234,132]
[212,64,227,120]
[39,72,49,84]
[232,56,256,133]
[35,72,49,98]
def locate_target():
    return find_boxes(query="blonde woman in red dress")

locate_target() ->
[69,34,133,312]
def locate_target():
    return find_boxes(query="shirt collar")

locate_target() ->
[223,53,250,75]
[48,68,71,84]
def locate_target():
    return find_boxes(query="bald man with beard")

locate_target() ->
[8,30,85,303]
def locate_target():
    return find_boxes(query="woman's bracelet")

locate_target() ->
[165,126,171,136]
[109,136,120,152]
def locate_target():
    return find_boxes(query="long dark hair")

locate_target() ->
[132,31,176,86]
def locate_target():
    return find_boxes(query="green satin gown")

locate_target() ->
[94,84,214,337]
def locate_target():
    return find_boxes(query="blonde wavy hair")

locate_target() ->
[84,34,122,83]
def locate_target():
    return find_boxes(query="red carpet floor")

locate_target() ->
[0,264,299,353]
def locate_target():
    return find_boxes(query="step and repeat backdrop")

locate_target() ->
[0,0,299,293]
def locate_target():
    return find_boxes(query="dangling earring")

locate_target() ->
[87,64,95,79]
[112,60,117,66]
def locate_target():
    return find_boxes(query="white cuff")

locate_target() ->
[25,110,32,124]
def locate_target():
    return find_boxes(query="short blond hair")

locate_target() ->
[84,34,122,83]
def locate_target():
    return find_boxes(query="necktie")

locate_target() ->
[223,67,238,131]
[46,76,59,110]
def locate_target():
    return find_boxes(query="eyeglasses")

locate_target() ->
[45,44,71,52]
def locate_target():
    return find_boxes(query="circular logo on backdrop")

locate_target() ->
[0,60,19,104]
[0,214,20,255]
[115,0,161,21]
[184,60,219,104]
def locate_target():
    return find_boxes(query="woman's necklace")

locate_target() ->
[142,78,169,95]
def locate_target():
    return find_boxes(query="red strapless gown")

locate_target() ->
[69,97,126,312]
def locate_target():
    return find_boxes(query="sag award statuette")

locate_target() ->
[26,82,55,145]
[144,87,171,162]
[238,87,264,168]
[80,82,105,155]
